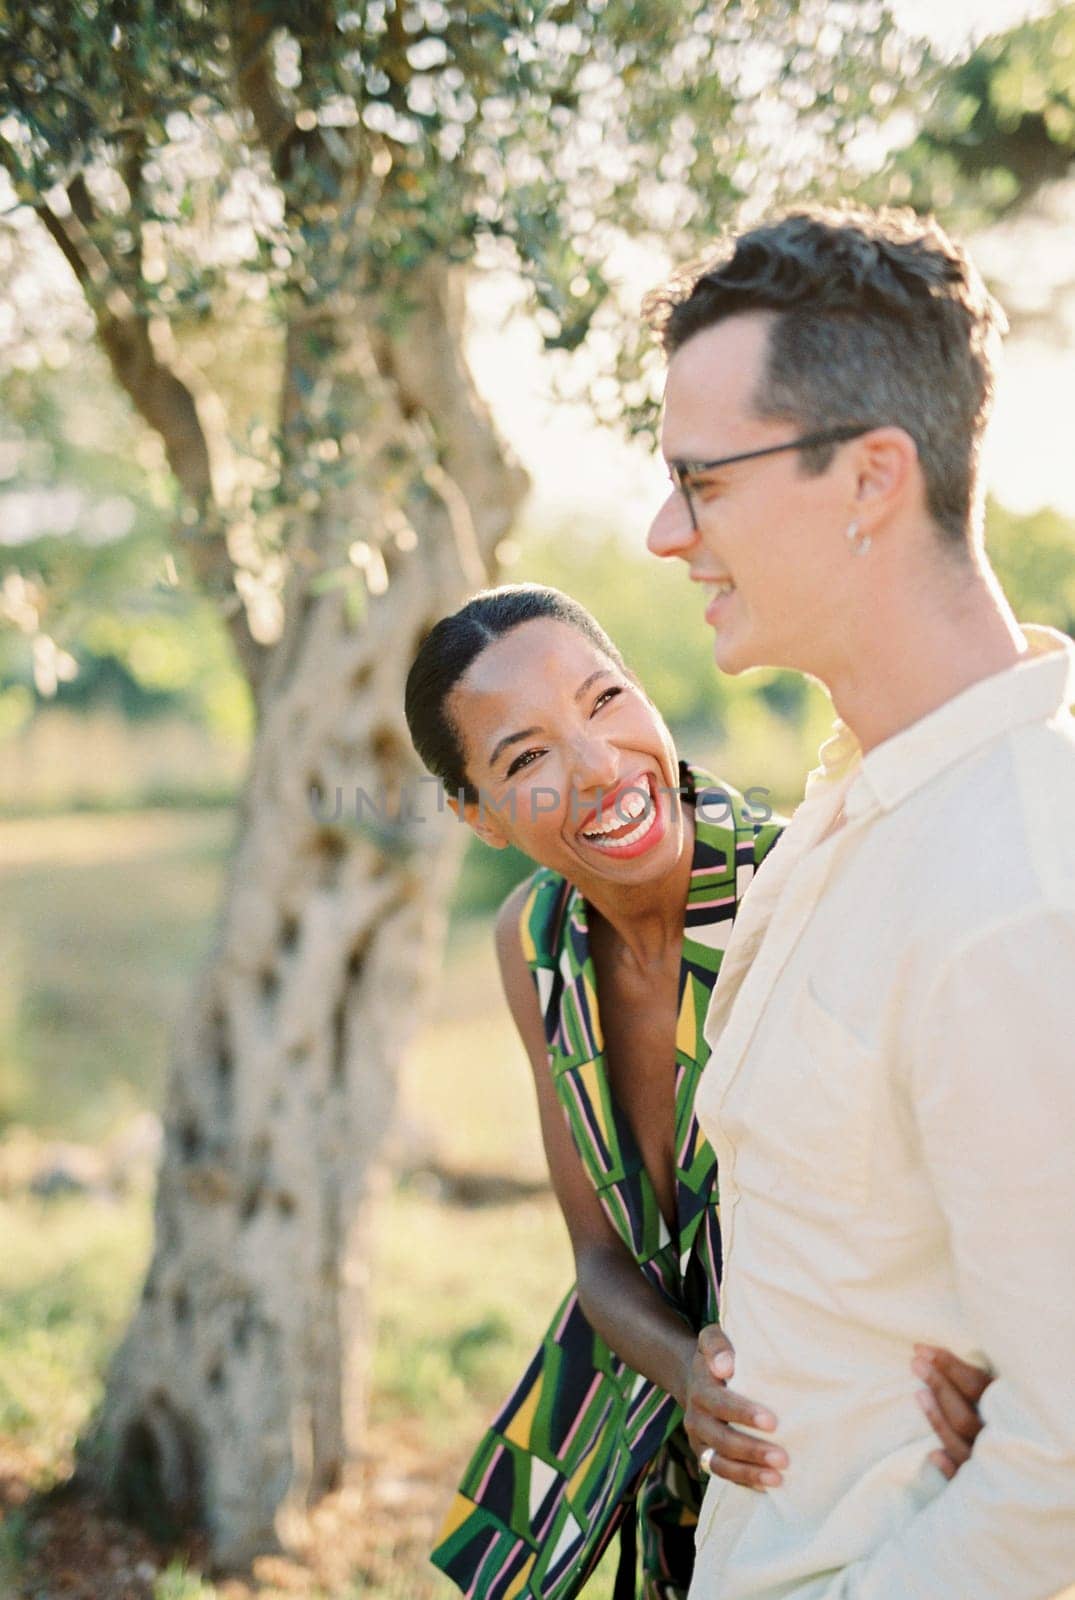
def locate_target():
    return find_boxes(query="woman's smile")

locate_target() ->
[575,771,668,860]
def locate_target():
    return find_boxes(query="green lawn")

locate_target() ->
[0,810,234,1136]
[0,1191,151,1482]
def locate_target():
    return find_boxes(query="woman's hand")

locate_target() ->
[912,1343,992,1479]
[683,1326,788,1492]
[683,1329,992,1492]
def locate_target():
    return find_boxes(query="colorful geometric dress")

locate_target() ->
[432,763,782,1600]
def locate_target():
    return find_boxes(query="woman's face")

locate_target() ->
[446,617,684,887]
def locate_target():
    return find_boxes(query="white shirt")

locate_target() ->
[691,625,1075,1600]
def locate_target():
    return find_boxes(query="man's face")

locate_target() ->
[648,313,856,678]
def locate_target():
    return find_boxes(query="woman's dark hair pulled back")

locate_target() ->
[404,584,626,804]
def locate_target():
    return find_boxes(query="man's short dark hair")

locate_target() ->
[644,207,1007,546]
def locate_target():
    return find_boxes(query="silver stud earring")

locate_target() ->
[846,519,872,556]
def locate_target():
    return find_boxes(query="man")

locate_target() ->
[644,207,1075,1598]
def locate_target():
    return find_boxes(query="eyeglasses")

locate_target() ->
[668,423,880,531]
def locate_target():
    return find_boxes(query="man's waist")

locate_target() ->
[720,1236,981,1379]
[691,1430,946,1600]
[726,1361,933,1471]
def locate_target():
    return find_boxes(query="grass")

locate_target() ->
[152,1563,225,1599]
[0,1508,29,1592]
[0,707,246,818]
[0,807,621,1597]
[0,808,233,1136]
[0,1193,151,1484]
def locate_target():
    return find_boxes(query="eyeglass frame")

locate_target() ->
[668,422,881,531]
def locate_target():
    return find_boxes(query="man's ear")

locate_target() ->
[446,790,511,851]
[853,426,920,532]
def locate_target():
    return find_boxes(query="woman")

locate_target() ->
[405,585,989,1600]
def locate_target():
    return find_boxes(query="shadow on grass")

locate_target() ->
[1,1471,210,1600]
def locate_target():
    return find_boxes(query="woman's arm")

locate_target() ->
[495,884,698,1405]
[496,885,793,1491]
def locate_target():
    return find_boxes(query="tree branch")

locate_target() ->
[231,0,364,210]
[97,313,267,690]
[378,262,530,563]
[36,197,267,694]
[231,0,295,178]
[119,126,148,285]
[36,200,94,293]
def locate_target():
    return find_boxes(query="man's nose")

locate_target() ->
[647,489,697,559]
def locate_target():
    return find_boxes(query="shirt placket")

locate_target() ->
[714,792,871,1322]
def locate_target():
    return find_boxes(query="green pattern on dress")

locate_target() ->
[432,764,782,1600]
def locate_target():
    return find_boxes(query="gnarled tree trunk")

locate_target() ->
[77,266,528,1565]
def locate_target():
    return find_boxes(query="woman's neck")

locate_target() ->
[579,802,696,972]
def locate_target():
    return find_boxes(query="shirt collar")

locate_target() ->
[806,625,1075,819]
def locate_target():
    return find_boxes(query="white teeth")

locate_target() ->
[585,813,627,837]
[586,810,654,850]
[708,578,735,597]
[582,782,656,847]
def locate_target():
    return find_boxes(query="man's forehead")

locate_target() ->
[661,315,771,455]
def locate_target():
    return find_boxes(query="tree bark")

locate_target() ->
[78,278,527,1565]
[35,192,267,692]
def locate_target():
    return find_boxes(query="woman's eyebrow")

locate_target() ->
[486,671,613,769]
[488,725,541,770]
[574,668,611,701]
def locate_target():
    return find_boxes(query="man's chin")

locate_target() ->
[711,628,759,677]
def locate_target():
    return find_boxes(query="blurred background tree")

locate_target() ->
[907,2,1075,218]
[1,0,1073,1577]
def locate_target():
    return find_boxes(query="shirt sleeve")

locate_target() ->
[832,904,1075,1600]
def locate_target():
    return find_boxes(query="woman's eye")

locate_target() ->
[504,689,623,777]
[593,686,624,712]
[506,748,542,777]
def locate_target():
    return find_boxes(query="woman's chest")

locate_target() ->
[590,948,684,1223]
